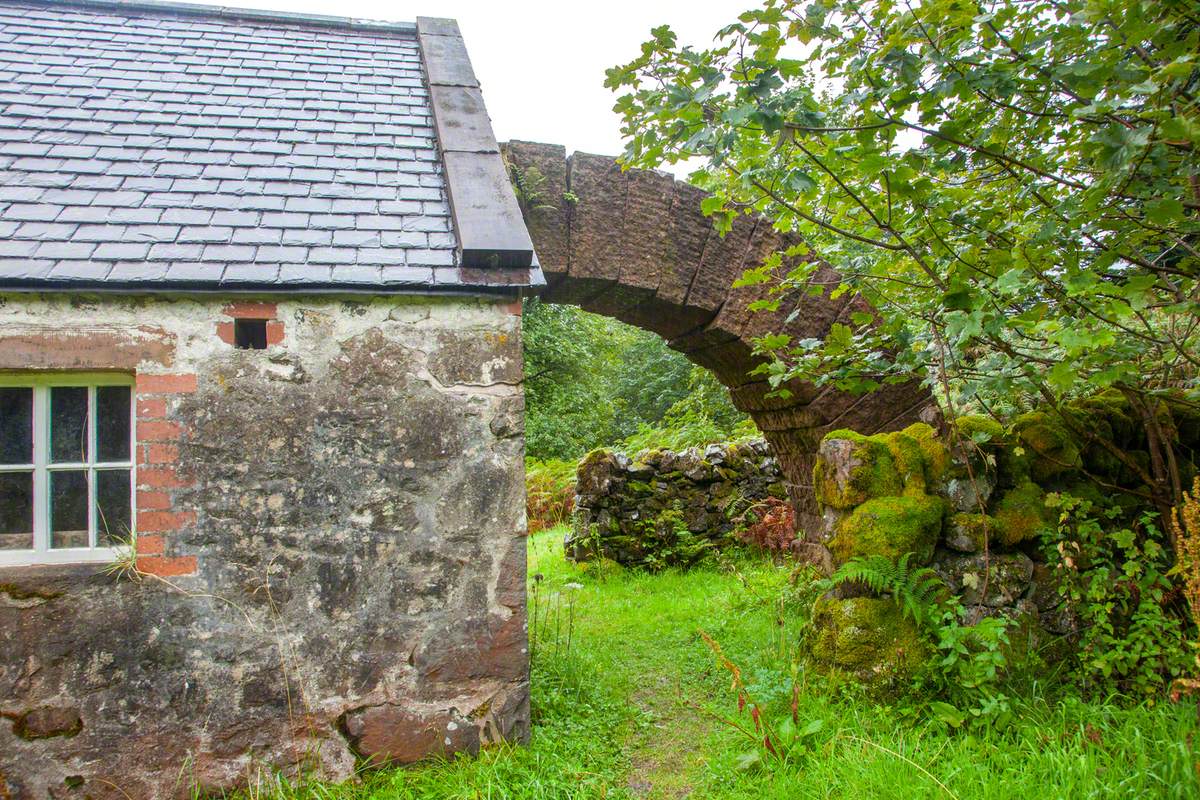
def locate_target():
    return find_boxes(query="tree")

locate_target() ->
[606,0,1199,519]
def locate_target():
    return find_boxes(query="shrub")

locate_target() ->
[526,458,576,534]
[1045,492,1193,698]
[734,497,797,555]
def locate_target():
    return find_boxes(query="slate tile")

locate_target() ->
[177,226,233,243]
[202,244,257,261]
[93,242,150,259]
[280,229,331,246]
[148,243,203,260]
[4,203,62,221]
[34,241,96,259]
[47,260,111,280]
[380,265,433,284]
[163,261,224,282]
[107,260,170,281]
[222,262,280,283]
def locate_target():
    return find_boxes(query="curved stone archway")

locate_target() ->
[502,141,939,532]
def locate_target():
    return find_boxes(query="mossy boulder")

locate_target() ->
[943,512,1000,553]
[813,430,904,509]
[810,596,932,691]
[1010,411,1081,482]
[829,494,946,565]
[954,414,1005,444]
[992,481,1053,547]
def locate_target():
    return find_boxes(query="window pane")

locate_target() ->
[50,470,89,549]
[51,387,89,463]
[96,386,132,462]
[0,471,33,550]
[95,469,131,546]
[0,388,32,465]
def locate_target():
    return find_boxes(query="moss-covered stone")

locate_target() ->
[1010,411,1081,482]
[809,596,932,691]
[943,512,999,553]
[992,480,1052,547]
[813,430,904,509]
[829,494,946,565]
[900,422,951,484]
[954,414,1005,443]
[881,430,929,496]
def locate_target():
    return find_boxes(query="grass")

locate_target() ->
[234,527,1200,799]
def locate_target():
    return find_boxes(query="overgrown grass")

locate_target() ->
[231,528,1199,799]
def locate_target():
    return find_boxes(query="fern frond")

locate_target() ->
[825,552,943,627]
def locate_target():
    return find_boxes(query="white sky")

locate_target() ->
[209,0,748,176]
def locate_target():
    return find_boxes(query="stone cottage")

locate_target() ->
[0,1,540,795]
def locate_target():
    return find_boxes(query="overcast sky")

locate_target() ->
[213,0,747,176]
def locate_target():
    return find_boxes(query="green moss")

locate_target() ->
[1010,412,1081,482]
[993,480,1052,547]
[900,422,951,483]
[810,596,932,691]
[829,494,946,564]
[881,430,929,496]
[954,414,1005,443]
[814,430,904,509]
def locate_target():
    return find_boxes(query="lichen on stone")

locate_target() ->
[944,512,998,553]
[810,595,931,691]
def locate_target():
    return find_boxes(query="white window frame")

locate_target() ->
[0,373,136,567]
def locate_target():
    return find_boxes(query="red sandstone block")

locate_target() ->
[136,490,172,510]
[137,420,185,443]
[137,467,189,489]
[136,373,197,394]
[136,534,165,555]
[216,321,236,345]
[142,443,179,465]
[502,299,522,316]
[137,510,195,532]
[137,397,168,419]
[265,320,285,345]
[136,555,197,577]
[223,300,277,319]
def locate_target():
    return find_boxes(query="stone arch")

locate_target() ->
[502,141,939,532]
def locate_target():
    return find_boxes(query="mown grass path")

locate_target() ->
[249,528,1199,799]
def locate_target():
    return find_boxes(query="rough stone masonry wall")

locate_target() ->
[801,407,1200,689]
[566,440,787,568]
[0,292,529,798]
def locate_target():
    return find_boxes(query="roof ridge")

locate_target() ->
[6,0,418,35]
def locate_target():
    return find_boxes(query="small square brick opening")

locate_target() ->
[233,319,268,350]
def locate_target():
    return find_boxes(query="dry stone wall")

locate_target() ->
[567,440,787,568]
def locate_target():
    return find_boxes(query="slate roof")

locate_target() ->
[0,0,540,293]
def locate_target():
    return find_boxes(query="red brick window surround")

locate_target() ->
[0,330,199,576]
[216,301,284,349]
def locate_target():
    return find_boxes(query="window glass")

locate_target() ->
[50,470,89,549]
[96,386,132,462]
[51,386,89,463]
[0,471,33,550]
[0,387,32,465]
[96,469,132,546]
